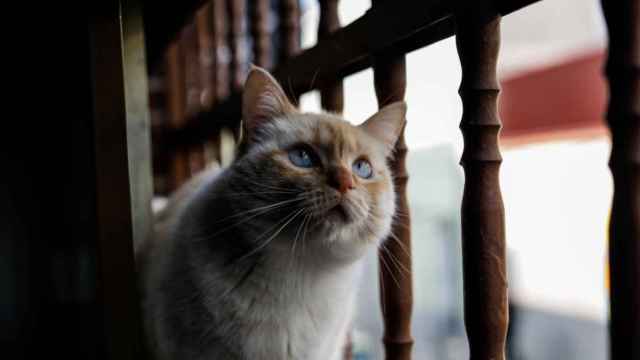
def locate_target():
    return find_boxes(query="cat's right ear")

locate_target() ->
[242,65,297,140]
[359,101,407,155]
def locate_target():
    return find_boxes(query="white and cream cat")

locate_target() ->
[139,66,406,360]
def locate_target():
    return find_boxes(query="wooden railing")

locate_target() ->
[139,0,639,359]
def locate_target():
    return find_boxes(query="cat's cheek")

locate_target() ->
[371,179,397,242]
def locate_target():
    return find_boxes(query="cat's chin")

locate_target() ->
[327,203,352,223]
[322,196,368,225]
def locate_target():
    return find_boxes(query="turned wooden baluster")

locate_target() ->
[182,23,206,173]
[318,0,344,113]
[373,53,413,360]
[198,0,230,163]
[278,0,301,103]
[196,2,216,109]
[454,2,509,360]
[196,2,218,164]
[183,23,202,116]
[250,0,271,69]
[278,0,300,62]
[600,1,640,359]
[165,41,190,190]
[227,0,247,92]
[213,0,231,101]
[369,1,414,355]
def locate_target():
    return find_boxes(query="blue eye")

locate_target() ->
[288,146,316,168]
[353,159,373,179]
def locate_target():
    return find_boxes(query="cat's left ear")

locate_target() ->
[359,101,407,155]
[242,65,297,139]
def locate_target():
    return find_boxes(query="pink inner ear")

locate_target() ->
[359,101,407,153]
[242,67,296,135]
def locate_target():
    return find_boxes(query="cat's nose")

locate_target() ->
[328,166,354,194]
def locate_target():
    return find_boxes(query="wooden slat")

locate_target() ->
[160,0,539,151]
[183,23,206,173]
[370,4,413,359]
[600,1,640,359]
[144,0,209,70]
[213,0,231,101]
[374,53,413,360]
[279,0,301,104]
[165,41,190,190]
[278,0,301,62]
[196,2,222,164]
[250,0,271,68]
[318,0,344,113]
[196,3,216,108]
[227,0,247,92]
[454,1,508,359]
[183,23,202,116]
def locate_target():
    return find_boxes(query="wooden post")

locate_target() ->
[278,0,301,63]
[454,2,509,359]
[250,0,271,69]
[196,2,215,108]
[227,0,247,92]
[89,0,152,357]
[183,23,206,173]
[279,0,301,104]
[373,53,413,360]
[600,1,640,359]
[318,0,344,113]
[213,0,231,101]
[370,2,414,354]
[165,41,190,190]
[198,0,230,164]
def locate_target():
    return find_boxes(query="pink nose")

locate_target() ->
[328,166,354,194]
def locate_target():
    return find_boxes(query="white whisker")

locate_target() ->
[234,207,306,263]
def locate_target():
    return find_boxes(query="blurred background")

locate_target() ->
[297,0,610,359]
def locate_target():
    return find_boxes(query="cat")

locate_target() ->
[139,66,406,360]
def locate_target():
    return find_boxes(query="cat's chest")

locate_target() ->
[241,296,348,360]
[232,274,351,360]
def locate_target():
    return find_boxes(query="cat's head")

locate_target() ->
[233,66,405,263]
